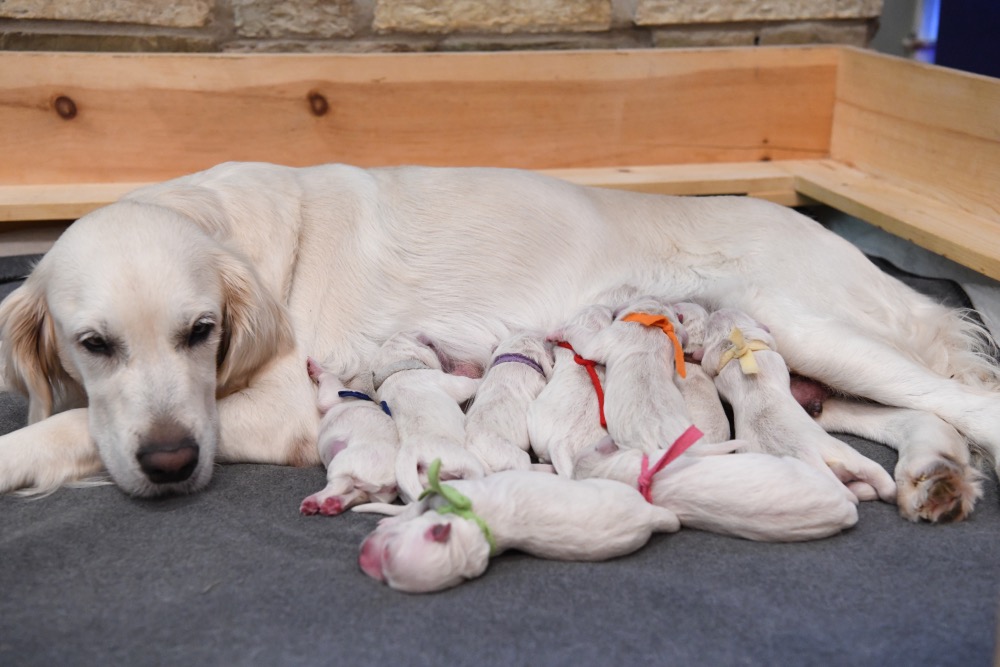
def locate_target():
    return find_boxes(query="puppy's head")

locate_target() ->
[0,201,292,496]
[699,308,776,374]
[358,512,491,593]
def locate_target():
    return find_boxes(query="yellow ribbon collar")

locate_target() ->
[716,327,770,375]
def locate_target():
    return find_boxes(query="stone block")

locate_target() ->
[232,0,354,39]
[635,0,882,26]
[374,0,612,34]
[0,0,213,28]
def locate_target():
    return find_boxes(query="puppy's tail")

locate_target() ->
[352,502,408,516]
[394,446,425,504]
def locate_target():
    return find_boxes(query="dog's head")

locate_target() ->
[0,201,293,496]
[358,512,491,593]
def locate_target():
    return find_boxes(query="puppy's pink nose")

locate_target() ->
[137,442,199,484]
[359,537,386,582]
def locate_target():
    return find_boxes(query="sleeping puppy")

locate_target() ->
[529,305,611,475]
[464,332,553,474]
[670,302,731,444]
[299,358,399,516]
[699,309,896,503]
[573,437,858,542]
[373,331,484,503]
[356,464,679,593]
[556,297,699,455]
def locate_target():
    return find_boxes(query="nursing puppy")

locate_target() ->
[464,332,553,474]
[671,302,731,444]
[528,305,611,475]
[357,468,679,593]
[573,437,858,542]
[556,297,699,455]
[299,358,399,516]
[700,309,896,503]
[371,332,484,503]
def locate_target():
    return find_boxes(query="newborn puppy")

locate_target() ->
[700,309,896,503]
[671,302,731,444]
[557,296,699,456]
[373,331,484,503]
[464,332,553,474]
[300,358,400,515]
[357,464,679,593]
[573,437,858,541]
[530,305,611,475]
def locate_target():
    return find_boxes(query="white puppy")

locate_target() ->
[529,305,611,475]
[372,332,483,503]
[299,358,400,516]
[356,462,679,593]
[670,302,731,444]
[558,297,701,455]
[700,309,896,503]
[573,437,858,541]
[464,332,553,475]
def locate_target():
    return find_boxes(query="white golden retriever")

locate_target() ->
[1,162,997,522]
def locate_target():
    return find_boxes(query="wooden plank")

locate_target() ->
[0,48,838,185]
[792,159,1000,280]
[0,182,149,223]
[0,161,807,222]
[831,49,1000,223]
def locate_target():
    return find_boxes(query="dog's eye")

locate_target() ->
[187,318,216,347]
[79,334,113,356]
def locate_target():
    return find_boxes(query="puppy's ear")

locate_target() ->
[426,523,451,543]
[213,247,295,394]
[0,281,69,423]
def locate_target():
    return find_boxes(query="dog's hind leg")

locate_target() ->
[816,398,983,522]
[777,320,1000,464]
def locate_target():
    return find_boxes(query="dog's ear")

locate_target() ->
[213,247,295,395]
[0,281,71,423]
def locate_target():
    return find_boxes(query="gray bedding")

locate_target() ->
[1,250,998,667]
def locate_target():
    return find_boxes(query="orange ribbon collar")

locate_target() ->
[621,312,687,378]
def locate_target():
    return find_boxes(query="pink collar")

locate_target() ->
[637,425,704,502]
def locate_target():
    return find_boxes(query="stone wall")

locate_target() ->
[0,0,883,52]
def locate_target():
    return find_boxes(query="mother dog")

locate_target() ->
[0,162,997,521]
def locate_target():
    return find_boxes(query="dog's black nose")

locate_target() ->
[137,440,200,484]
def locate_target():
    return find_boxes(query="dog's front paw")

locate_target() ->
[895,457,983,523]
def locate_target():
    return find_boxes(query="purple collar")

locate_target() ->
[491,353,545,376]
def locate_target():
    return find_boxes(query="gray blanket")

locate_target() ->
[1,252,998,667]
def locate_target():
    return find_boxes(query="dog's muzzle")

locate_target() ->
[136,438,200,485]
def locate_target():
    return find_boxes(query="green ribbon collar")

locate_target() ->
[419,459,498,556]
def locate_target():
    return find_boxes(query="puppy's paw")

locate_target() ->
[896,458,983,523]
[300,492,346,516]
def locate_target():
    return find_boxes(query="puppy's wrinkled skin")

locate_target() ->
[531,305,612,475]
[464,332,553,475]
[559,297,697,455]
[300,358,400,516]
[671,302,731,444]
[574,437,857,542]
[372,332,483,503]
[357,470,679,593]
[701,309,896,505]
